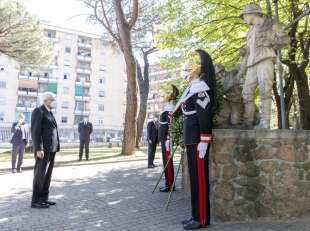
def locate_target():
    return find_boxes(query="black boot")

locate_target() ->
[182,217,193,225]
[183,220,201,230]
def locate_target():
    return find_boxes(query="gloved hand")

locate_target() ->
[197,142,208,159]
[165,139,170,151]
[148,140,152,144]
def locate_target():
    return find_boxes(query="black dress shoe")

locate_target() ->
[182,217,193,225]
[148,164,155,168]
[31,202,49,209]
[159,186,170,192]
[44,200,56,205]
[183,220,201,230]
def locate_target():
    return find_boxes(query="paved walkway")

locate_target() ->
[0,158,309,231]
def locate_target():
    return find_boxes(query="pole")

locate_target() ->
[164,148,184,211]
[152,145,179,194]
[273,0,287,129]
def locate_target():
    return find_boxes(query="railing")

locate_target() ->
[77,42,92,49]
[77,55,92,62]
[76,68,91,74]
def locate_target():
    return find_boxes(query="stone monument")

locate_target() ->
[240,4,290,129]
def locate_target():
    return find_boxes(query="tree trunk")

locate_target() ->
[295,67,310,129]
[113,0,138,155]
[136,51,150,148]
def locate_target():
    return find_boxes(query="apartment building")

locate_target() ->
[147,64,181,117]
[0,24,126,141]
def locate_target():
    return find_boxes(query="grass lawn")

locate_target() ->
[0,146,156,170]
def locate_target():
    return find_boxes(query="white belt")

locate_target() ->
[181,107,197,115]
[159,121,168,125]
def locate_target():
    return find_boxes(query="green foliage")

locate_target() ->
[0,1,52,67]
[156,0,309,70]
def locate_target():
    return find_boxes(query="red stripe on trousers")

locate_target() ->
[197,153,207,226]
[166,149,173,188]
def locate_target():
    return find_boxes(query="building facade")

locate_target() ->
[147,64,181,117]
[0,24,126,142]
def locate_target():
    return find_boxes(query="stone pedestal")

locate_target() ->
[182,129,310,222]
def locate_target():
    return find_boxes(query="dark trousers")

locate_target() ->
[11,142,25,169]
[186,144,211,226]
[147,141,157,165]
[161,141,174,188]
[32,152,55,203]
[79,139,90,160]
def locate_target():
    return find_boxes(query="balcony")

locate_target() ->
[76,67,91,75]
[77,55,92,62]
[75,95,90,101]
[46,37,59,43]
[18,90,38,97]
[74,109,90,116]
[77,42,91,49]
[16,106,26,112]
[75,81,90,87]
[50,64,58,69]
[38,76,57,83]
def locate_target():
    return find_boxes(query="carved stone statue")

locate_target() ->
[215,64,243,128]
[240,4,290,129]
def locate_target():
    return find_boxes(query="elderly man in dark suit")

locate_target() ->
[78,118,93,161]
[30,92,60,209]
[146,115,158,168]
[10,113,29,173]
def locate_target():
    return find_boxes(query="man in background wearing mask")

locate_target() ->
[30,92,59,209]
[78,117,93,161]
[10,113,29,173]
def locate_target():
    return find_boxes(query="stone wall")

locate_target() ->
[211,129,310,221]
[183,129,310,222]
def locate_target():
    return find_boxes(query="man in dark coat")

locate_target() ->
[146,115,158,168]
[78,118,93,161]
[10,113,29,173]
[31,92,59,209]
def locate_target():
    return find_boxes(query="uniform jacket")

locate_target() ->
[180,80,213,145]
[31,105,60,153]
[158,104,173,142]
[147,120,158,144]
[78,122,93,141]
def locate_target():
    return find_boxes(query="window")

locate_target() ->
[98,104,104,111]
[99,65,106,71]
[0,65,4,72]
[63,87,69,95]
[0,112,4,122]
[0,97,6,105]
[99,90,105,97]
[65,47,71,53]
[62,101,69,109]
[61,116,68,123]
[64,59,71,67]
[99,78,105,84]
[64,74,69,80]
[98,119,104,124]
[0,81,6,88]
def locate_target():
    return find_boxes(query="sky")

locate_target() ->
[17,0,161,63]
[18,0,103,34]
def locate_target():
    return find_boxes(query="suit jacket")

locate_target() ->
[31,105,60,153]
[147,121,158,144]
[10,122,29,145]
[78,122,93,141]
